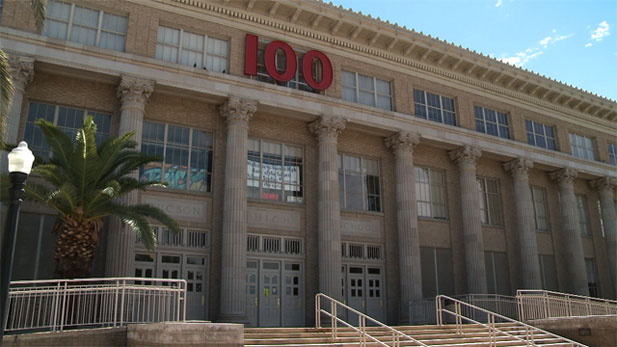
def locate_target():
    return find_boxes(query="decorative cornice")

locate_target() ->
[219,96,258,124]
[171,0,616,122]
[589,177,616,193]
[449,145,481,167]
[503,158,534,178]
[308,114,346,139]
[8,55,34,91]
[549,168,578,185]
[116,75,155,106]
[385,131,420,154]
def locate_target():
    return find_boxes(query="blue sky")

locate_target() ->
[328,0,617,101]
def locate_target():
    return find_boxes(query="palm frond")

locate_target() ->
[0,51,15,146]
[123,204,180,235]
[69,117,99,202]
[31,0,47,33]
[106,204,157,249]
[36,118,73,168]
[31,163,67,186]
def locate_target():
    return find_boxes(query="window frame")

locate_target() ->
[155,25,229,73]
[477,177,504,226]
[140,121,214,193]
[474,105,510,139]
[415,166,448,220]
[525,119,557,150]
[531,186,550,232]
[569,133,597,161]
[44,0,128,51]
[413,89,457,126]
[247,138,304,204]
[338,153,382,213]
[608,143,617,166]
[341,70,393,111]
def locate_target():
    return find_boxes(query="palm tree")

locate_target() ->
[21,116,179,278]
[1,0,46,145]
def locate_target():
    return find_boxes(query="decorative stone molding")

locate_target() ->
[116,75,155,107]
[8,55,34,91]
[308,115,346,139]
[449,145,482,167]
[219,96,258,124]
[503,158,534,178]
[589,177,617,193]
[549,168,578,185]
[385,131,420,154]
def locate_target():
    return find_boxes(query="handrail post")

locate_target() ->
[120,280,126,326]
[435,297,442,326]
[331,300,337,338]
[60,281,68,331]
[315,295,321,328]
[113,280,119,328]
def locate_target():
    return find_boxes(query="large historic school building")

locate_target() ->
[1,0,616,327]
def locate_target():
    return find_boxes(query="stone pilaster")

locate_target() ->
[449,145,488,294]
[590,177,617,296]
[105,76,154,277]
[549,168,588,295]
[385,131,422,323]
[309,115,346,301]
[503,158,542,289]
[6,55,34,145]
[218,96,257,323]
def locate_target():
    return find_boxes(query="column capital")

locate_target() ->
[308,115,346,140]
[549,168,578,185]
[8,55,35,91]
[503,157,534,178]
[219,96,258,124]
[589,177,617,193]
[385,131,420,155]
[116,75,155,106]
[449,145,482,167]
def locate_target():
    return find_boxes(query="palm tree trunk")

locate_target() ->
[54,217,102,278]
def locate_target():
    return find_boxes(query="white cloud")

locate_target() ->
[590,21,610,42]
[539,36,551,46]
[495,0,503,7]
[585,43,593,47]
[539,31,573,47]
[501,29,571,67]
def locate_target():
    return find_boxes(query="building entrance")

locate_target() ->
[342,264,385,324]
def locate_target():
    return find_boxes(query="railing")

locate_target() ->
[316,293,428,347]
[410,294,518,325]
[517,289,617,320]
[5,277,187,333]
[436,295,586,347]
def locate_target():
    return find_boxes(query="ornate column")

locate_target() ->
[549,168,588,295]
[503,158,542,289]
[385,131,422,323]
[105,76,154,277]
[308,115,346,301]
[590,177,617,294]
[449,145,488,294]
[218,96,257,323]
[6,56,34,145]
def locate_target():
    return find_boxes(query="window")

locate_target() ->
[531,187,550,232]
[585,258,599,297]
[24,102,111,159]
[413,89,456,126]
[254,43,320,93]
[338,154,381,212]
[474,106,510,139]
[538,255,558,291]
[485,251,511,295]
[525,120,556,150]
[415,167,447,219]
[247,234,304,255]
[248,139,303,203]
[156,26,228,73]
[477,177,503,226]
[342,70,392,110]
[140,121,213,192]
[341,243,383,261]
[420,247,454,298]
[136,226,209,249]
[569,133,596,160]
[44,0,127,52]
[608,143,617,166]
[12,213,57,280]
[576,194,591,236]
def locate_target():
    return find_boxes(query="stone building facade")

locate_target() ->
[2,0,616,326]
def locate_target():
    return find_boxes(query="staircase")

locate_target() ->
[245,323,580,346]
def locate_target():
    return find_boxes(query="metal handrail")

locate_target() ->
[436,295,587,347]
[316,293,429,347]
[517,289,617,320]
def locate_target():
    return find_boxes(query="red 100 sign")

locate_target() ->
[244,34,333,91]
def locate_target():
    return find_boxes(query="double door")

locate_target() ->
[246,259,304,327]
[342,264,385,324]
[134,252,208,320]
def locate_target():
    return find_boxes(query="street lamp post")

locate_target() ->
[1,142,34,344]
